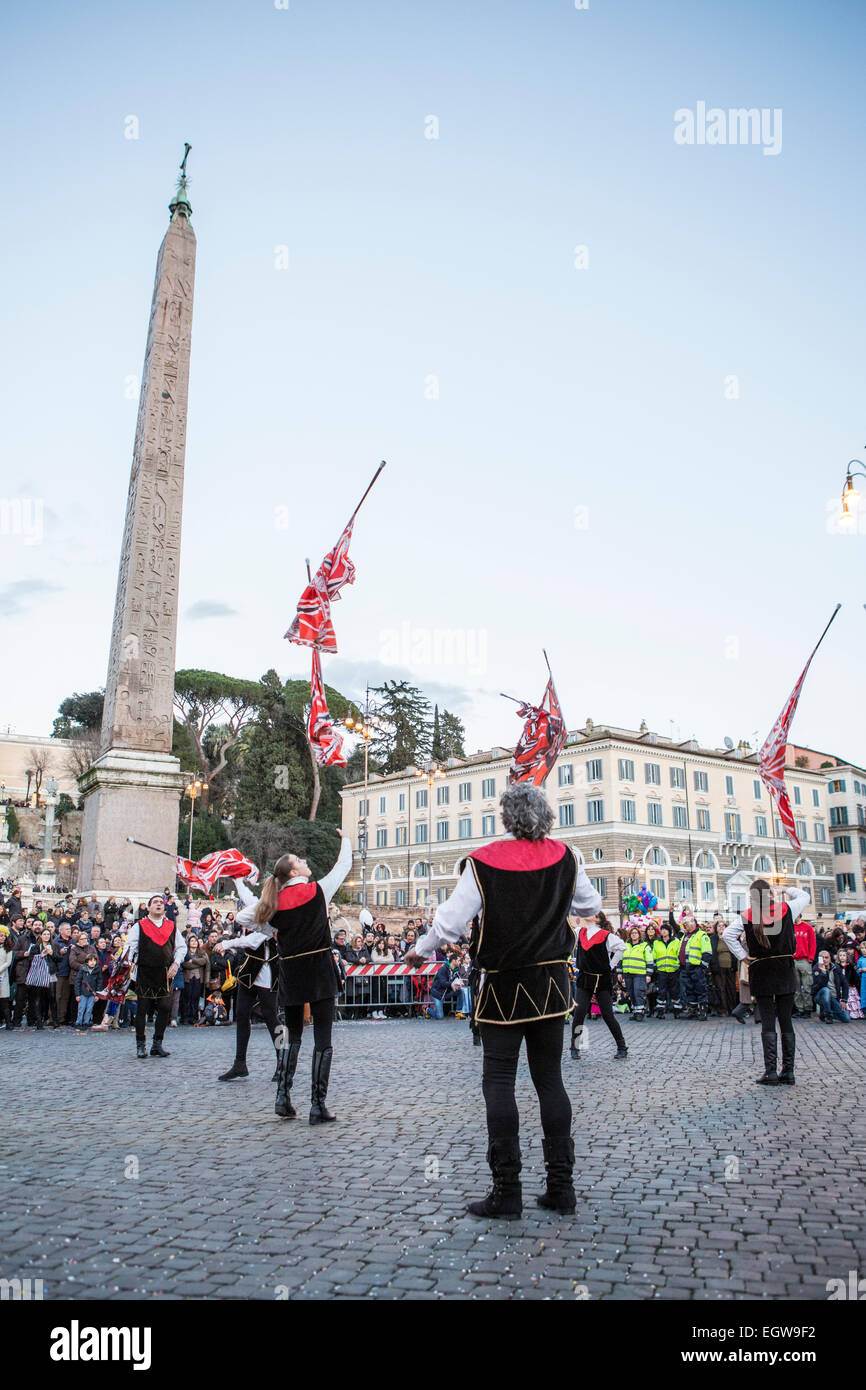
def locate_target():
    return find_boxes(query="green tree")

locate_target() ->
[283,678,359,821]
[56,793,76,819]
[439,708,466,759]
[371,680,432,773]
[173,669,264,805]
[431,704,443,759]
[5,806,20,842]
[52,691,104,737]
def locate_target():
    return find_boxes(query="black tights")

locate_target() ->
[234,984,279,1063]
[283,996,335,1050]
[571,987,626,1052]
[479,1016,571,1143]
[755,993,794,1036]
[135,993,171,1042]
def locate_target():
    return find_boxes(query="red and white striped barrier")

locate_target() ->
[343,963,440,977]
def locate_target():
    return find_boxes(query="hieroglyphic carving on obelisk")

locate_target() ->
[100,149,195,755]
[77,150,195,896]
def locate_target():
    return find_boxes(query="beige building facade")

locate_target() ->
[0,734,80,805]
[340,722,837,922]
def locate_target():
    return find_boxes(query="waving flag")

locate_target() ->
[177,849,260,894]
[309,648,346,767]
[758,605,841,851]
[507,663,568,788]
[285,461,386,652]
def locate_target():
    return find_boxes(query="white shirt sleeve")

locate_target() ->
[414,865,482,959]
[318,836,353,905]
[607,934,626,969]
[722,917,747,962]
[235,894,264,932]
[173,933,188,969]
[219,930,270,951]
[570,861,602,918]
[785,888,811,923]
[234,880,258,909]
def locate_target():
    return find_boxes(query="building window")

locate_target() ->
[482,778,495,799]
[649,878,665,900]
[624,847,634,861]
[373,865,389,881]
[378,795,387,814]
[725,775,734,796]
[829,779,847,794]
[819,887,831,907]
[645,763,660,785]
[358,798,368,816]
[812,788,820,807]
[696,851,715,870]
[754,855,771,873]
[648,847,665,866]
[458,817,472,838]
[559,803,575,827]
[814,823,826,842]
[621,798,636,822]
[414,889,428,905]
[375,890,388,906]
[586,759,603,783]
[693,770,708,792]
[795,858,814,877]
[618,758,634,782]
[437,887,448,903]
[458,782,472,802]
[482,815,495,836]
[670,767,685,789]
[830,807,849,827]
[795,820,807,842]
[376,829,387,848]
[416,788,427,810]
[793,786,802,806]
[587,799,604,823]
[755,815,767,837]
[394,888,406,907]
[673,806,687,829]
[701,880,715,902]
[753,779,762,800]
[398,792,406,812]
[437,785,449,806]
[395,826,407,847]
[860,837,866,857]
[834,836,852,854]
[837,873,856,893]
[676,878,691,898]
[648,802,663,826]
[697,808,710,831]
[415,824,427,844]
[589,876,607,898]
[592,847,603,861]
[436,821,449,842]
[558,764,574,787]
[414,862,429,878]
[725,812,741,840]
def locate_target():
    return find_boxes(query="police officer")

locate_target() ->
[652,923,681,1018]
[621,926,652,1021]
[678,910,712,1019]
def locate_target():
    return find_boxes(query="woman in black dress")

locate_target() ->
[254,831,352,1123]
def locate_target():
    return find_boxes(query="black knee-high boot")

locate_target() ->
[756,1031,780,1085]
[274,1040,301,1118]
[309,1047,336,1124]
[778,1031,796,1085]
[467,1138,522,1220]
[536,1136,576,1213]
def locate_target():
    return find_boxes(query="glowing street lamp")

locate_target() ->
[840,457,866,525]
[184,777,209,859]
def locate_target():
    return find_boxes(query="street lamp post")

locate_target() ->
[840,457,866,524]
[185,777,209,860]
[415,760,444,911]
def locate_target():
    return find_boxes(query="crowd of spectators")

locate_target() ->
[1,877,864,1033]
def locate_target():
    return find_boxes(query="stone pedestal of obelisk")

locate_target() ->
[78,156,196,896]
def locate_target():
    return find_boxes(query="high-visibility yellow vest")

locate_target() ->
[683,929,711,966]
[622,942,651,975]
[653,938,680,973]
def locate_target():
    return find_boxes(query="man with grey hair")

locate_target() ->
[405,782,601,1219]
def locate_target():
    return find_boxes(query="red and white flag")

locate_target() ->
[507,671,568,788]
[285,517,356,653]
[177,849,260,894]
[758,605,841,851]
[308,648,346,767]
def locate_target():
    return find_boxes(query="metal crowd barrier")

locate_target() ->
[337,962,462,1019]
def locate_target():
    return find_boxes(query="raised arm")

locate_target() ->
[570,859,602,918]
[412,864,482,960]
[318,833,353,905]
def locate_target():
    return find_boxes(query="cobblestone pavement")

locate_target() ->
[2,1015,864,1300]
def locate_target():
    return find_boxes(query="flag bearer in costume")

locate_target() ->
[722,879,810,1086]
[405,785,601,1220]
[214,879,281,1082]
[124,895,187,1059]
[254,830,352,1123]
[570,911,627,1060]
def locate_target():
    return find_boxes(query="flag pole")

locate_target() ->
[126,836,177,860]
[347,460,387,526]
[500,692,525,705]
[305,557,312,584]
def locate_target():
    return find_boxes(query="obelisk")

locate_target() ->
[77,149,195,895]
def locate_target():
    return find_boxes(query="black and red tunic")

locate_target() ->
[272,882,341,1007]
[468,838,578,1024]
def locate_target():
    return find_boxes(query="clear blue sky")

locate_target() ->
[2,0,864,763]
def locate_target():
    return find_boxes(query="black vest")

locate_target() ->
[575,927,615,992]
[272,882,340,1006]
[469,840,577,1024]
[136,925,175,999]
[744,904,797,997]
[234,935,278,991]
